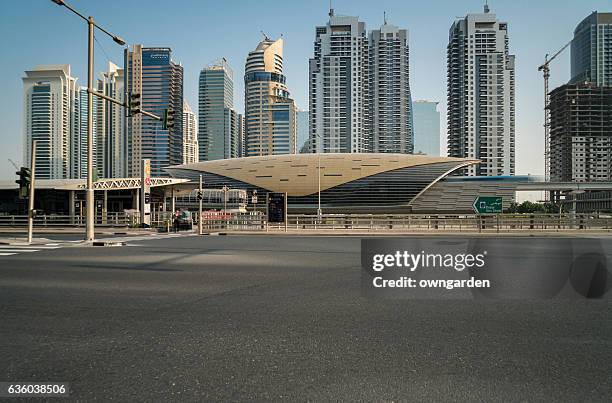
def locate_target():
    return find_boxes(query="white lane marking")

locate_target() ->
[0,253,17,256]
[0,246,60,250]
[45,243,60,246]
[0,249,39,253]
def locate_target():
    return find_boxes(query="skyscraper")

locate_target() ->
[182,101,198,164]
[98,62,126,178]
[72,86,102,179]
[447,5,515,176]
[309,10,369,153]
[198,59,239,160]
[245,37,297,156]
[125,45,183,177]
[296,110,309,153]
[413,100,441,156]
[570,12,612,86]
[23,65,77,179]
[369,19,413,153]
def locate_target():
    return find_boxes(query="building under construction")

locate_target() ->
[549,83,612,183]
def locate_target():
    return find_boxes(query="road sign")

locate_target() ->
[473,196,503,214]
[267,192,287,223]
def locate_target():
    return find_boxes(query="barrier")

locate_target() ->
[2,212,610,232]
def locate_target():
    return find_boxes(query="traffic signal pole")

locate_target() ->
[85,16,95,242]
[27,141,37,244]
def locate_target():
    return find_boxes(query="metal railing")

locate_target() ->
[0,212,137,228]
[2,212,610,232]
[284,213,612,232]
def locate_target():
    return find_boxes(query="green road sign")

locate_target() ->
[473,196,503,214]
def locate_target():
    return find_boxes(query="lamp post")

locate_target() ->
[50,0,126,242]
[314,133,323,220]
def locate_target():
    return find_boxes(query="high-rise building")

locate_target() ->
[237,114,245,157]
[245,37,297,156]
[71,86,102,179]
[198,59,240,160]
[125,45,184,177]
[23,65,77,179]
[570,12,612,86]
[447,5,515,176]
[98,62,126,178]
[369,19,413,153]
[182,101,198,164]
[296,110,309,153]
[309,10,369,153]
[413,100,441,156]
[549,83,612,182]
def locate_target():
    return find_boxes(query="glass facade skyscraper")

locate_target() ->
[412,101,441,156]
[125,45,183,177]
[570,12,612,86]
[244,37,297,156]
[198,60,240,160]
[23,65,77,179]
[296,110,309,153]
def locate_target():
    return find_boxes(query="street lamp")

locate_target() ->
[50,0,126,241]
[313,133,323,220]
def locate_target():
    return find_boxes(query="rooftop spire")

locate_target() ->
[484,0,490,13]
[383,11,387,25]
[329,0,334,18]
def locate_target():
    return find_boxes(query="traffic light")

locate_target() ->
[127,92,141,117]
[197,190,203,201]
[162,108,175,130]
[15,167,31,199]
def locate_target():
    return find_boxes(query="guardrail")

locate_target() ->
[3,212,611,232]
[283,213,612,232]
[0,213,137,228]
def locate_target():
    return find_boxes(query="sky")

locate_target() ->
[0,0,609,200]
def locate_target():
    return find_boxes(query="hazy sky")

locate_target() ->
[0,0,609,191]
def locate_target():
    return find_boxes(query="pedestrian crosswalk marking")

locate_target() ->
[0,244,62,258]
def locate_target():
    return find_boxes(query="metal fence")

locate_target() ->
[282,213,612,232]
[183,212,612,232]
[0,212,137,228]
[2,212,611,232]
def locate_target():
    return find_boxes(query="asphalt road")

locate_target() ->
[0,235,610,401]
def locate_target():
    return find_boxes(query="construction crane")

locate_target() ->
[8,158,19,170]
[538,40,571,184]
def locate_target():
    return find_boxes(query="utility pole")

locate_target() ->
[86,15,95,241]
[198,175,203,235]
[50,0,163,240]
[27,141,37,244]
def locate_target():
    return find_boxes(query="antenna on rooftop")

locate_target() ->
[329,0,334,17]
[484,0,490,13]
[384,11,387,25]
[260,31,270,41]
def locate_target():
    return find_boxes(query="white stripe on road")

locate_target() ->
[0,253,17,256]
[0,246,60,250]
[0,249,39,253]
